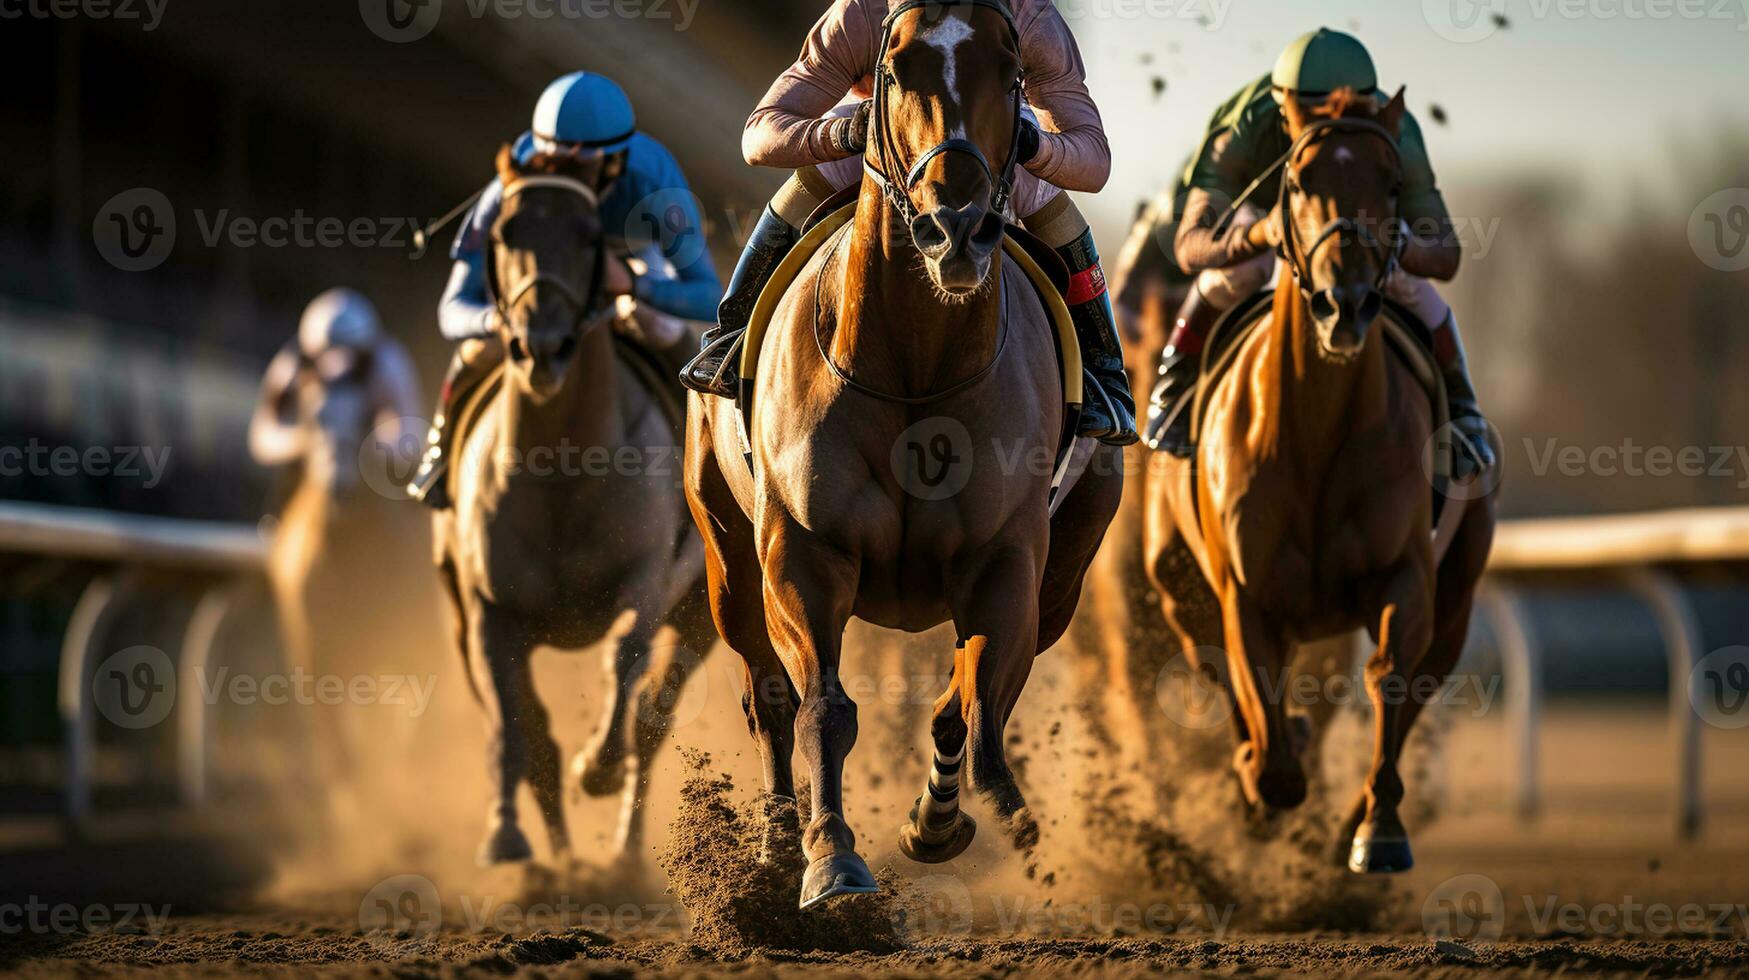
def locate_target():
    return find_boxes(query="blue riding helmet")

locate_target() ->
[530,71,635,155]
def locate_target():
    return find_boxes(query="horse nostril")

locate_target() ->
[910,213,950,256]
[508,336,529,362]
[1357,289,1382,324]
[1310,289,1340,323]
[554,335,577,362]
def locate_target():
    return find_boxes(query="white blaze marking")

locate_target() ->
[919,15,976,139]
[1334,146,1355,165]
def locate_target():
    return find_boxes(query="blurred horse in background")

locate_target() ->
[248,288,437,810]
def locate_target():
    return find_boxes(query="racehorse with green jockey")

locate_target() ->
[1141,28,1495,476]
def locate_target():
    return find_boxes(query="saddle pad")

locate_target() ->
[733,201,1089,511]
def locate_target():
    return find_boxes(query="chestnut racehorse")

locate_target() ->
[1144,90,1495,872]
[435,148,713,867]
[685,0,1120,908]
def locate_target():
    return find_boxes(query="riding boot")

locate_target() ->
[1432,310,1497,480]
[1141,284,1221,455]
[1055,228,1138,446]
[680,205,800,398]
[407,344,503,508]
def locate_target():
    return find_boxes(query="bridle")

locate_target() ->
[865,0,1024,224]
[486,174,610,333]
[1274,116,1407,298]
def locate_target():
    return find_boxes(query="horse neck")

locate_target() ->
[834,179,1002,397]
[1266,275,1389,464]
[499,325,621,455]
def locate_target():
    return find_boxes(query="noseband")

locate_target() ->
[865,0,1024,222]
[1276,117,1407,298]
[487,174,609,331]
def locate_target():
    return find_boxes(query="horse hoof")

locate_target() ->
[477,823,534,865]
[897,806,977,864]
[1347,833,1414,874]
[572,750,627,798]
[799,852,879,910]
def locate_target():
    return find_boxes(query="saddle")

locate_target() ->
[1170,292,1458,523]
[732,199,1094,513]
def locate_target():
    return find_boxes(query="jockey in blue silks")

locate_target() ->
[409,71,721,507]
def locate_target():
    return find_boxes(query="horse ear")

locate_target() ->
[1281,91,1310,137]
[495,143,520,187]
[1376,86,1407,138]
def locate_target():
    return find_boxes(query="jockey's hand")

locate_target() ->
[838,100,873,155]
[1016,118,1042,164]
[602,254,635,298]
[1245,208,1283,252]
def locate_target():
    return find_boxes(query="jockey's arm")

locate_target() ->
[247,343,307,468]
[1015,4,1110,193]
[617,136,723,322]
[438,256,497,341]
[743,0,873,169]
[1393,114,1461,282]
[365,339,424,445]
[1172,120,1273,273]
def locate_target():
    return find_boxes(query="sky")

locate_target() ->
[1067,0,1749,230]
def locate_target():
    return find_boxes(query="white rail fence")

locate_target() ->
[5,500,1743,837]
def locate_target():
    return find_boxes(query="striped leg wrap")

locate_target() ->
[917,746,964,828]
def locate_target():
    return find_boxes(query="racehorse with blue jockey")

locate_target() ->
[408,71,721,506]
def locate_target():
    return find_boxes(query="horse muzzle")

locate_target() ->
[911,203,1004,295]
[1309,283,1383,357]
[510,329,578,397]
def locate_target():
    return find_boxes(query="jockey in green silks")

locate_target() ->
[1142,28,1495,478]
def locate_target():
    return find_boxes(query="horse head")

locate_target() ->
[489,144,610,401]
[1278,87,1407,359]
[872,0,1022,297]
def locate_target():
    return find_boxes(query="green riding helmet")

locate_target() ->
[1271,27,1378,99]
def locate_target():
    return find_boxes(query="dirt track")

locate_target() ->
[6,624,1748,978]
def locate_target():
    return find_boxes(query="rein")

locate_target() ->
[864,0,1025,222]
[487,175,610,332]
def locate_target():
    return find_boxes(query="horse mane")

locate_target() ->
[493,143,594,188]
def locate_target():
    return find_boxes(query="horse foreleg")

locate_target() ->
[575,610,656,799]
[614,602,714,864]
[1219,579,1306,810]
[898,645,977,864]
[1346,560,1435,874]
[762,525,869,909]
[466,602,560,863]
[953,548,1044,861]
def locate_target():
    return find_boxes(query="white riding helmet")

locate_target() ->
[298,288,382,358]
